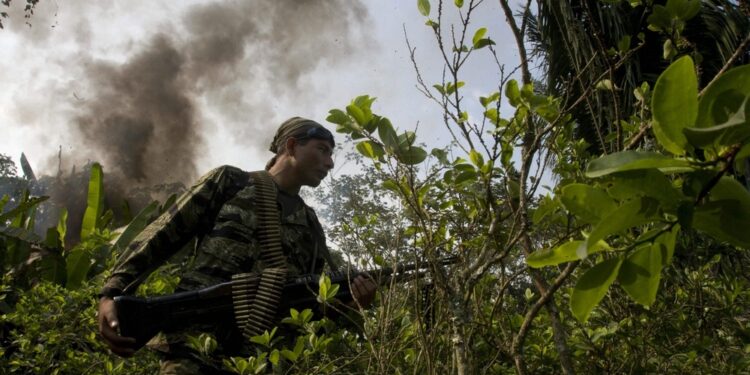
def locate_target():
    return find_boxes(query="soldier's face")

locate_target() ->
[293,138,334,187]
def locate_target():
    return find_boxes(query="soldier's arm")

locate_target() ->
[100,165,249,297]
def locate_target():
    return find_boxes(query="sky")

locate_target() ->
[0,0,523,188]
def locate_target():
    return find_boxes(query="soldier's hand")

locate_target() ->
[97,297,137,357]
[348,274,377,309]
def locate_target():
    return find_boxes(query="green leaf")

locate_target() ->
[684,98,750,147]
[57,207,68,248]
[81,163,104,240]
[692,177,750,248]
[455,0,464,7]
[651,56,697,155]
[418,0,430,16]
[0,225,43,244]
[585,197,659,256]
[697,64,750,128]
[559,184,617,224]
[618,245,662,306]
[595,79,614,91]
[65,246,92,290]
[571,257,623,322]
[0,196,48,223]
[647,5,671,32]
[377,118,400,150]
[506,80,521,107]
[656,225,680,266]
[473,38,495,49]
[397,146,428,165]
[604,169,682,209]
[617,35,631,53]
[585,151,693,178]
[356,140,385,160]
[326,109,350,126]
[469,149,484,168]
[382,179,400,194]
[472,28,487,46]
[527,240,610,268]
[346,104,367,127]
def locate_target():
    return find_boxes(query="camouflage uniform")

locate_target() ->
[101,165,335,374]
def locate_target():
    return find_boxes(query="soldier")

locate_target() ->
[97,117,377,374]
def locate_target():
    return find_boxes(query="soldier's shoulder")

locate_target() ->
[195,165,249,184]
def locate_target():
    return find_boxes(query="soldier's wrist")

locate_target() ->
[98,287,123,300]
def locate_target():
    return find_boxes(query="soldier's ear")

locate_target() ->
[285,137,298,156]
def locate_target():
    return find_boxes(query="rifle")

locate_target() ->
[113,257,456,350]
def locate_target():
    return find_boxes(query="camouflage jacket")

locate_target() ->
[101,166,335,354]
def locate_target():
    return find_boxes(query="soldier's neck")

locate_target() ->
[267,164,301,196]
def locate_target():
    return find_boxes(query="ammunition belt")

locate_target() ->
[232,171,287,340]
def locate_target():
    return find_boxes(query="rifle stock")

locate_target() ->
[114,257,455,351]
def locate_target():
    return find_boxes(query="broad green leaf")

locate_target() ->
[472,28,487,47]
[377,118,400,150]
[480,92,500,107]
[398,131,417,147]
[697,63,750,128]
[527,240,610,268]
[382,179,400,194]
[65,247,92,289]
[57,207,68,249]
[532,194,560,225]
[0,195,48,223]
[454,170,477,185]
[712,176,750,208]
[346,104,367,127]
[656,225,680,266]
[326,109,350,126]
[418,0,430,16]
[684,97,749,147]
[618,245,662,306]
[651,56,697,155]
[36,244,67,286]
[474,39,496,49]
[585,151,693,178]
[356,140,385,160]
[81,163,104,240]
[0,225,43,244]
[431,148,449,164]
[559,184,617,224]
[667,0,700,20]
[397,146,428,165]
[617,35,631,53]
[604,169,682,208]
[647,5,671,32]
[112,201,159,252]
[506,80,521,107]
[693,200,750,248]
[595,79,614,91]
[584,197,659,256]
[469,149,484,168]
[571,257,623,322]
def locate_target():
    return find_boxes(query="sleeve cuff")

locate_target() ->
[98,287,123,299]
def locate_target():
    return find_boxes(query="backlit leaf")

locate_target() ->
[618,245,662,306]
[586,151,693,178]
[571,257,623,322]
[652,56,697,155]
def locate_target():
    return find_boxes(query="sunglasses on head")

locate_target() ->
[296,127,334,143]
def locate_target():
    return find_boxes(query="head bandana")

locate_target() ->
[265,117,335,170]
[269,117,335,154]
